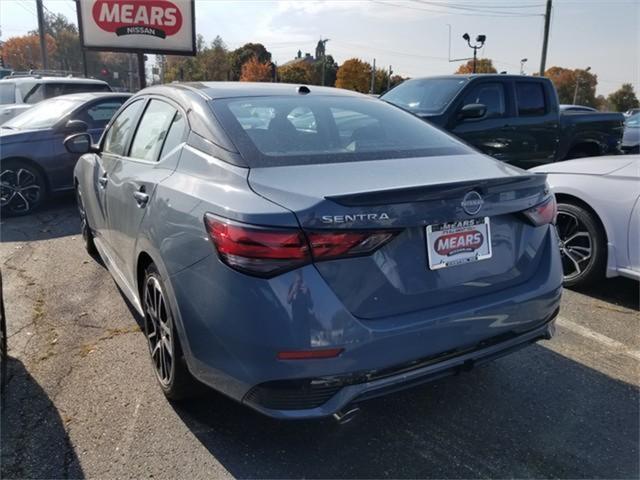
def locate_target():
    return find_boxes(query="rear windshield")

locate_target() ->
[381,78,468,114]
[211,95,470,167]
[0,83,15,104]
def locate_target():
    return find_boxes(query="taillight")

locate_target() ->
[204,214,399,277]
[523,195,557,226]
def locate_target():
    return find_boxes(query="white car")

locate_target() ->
[531,156,640,287]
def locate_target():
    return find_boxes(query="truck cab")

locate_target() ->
[381,75,624,168]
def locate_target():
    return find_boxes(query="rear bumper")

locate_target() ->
[243,309,558,419]
[168,225,563,419]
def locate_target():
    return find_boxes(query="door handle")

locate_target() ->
[133,189,149,207]
[98,173,108,188]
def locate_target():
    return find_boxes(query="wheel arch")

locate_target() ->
[554,192,617,277]
[566,141,601,159]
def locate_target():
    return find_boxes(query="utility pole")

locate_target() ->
[75,0,88,77]
[35,0,49,70]
[387,65,393,91]
[370,58,376,94]
[137,52,146,90]
[539,0,552,76]
[573,66,591,104]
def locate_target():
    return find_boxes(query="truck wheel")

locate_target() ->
[0,160,46,217]
[555,202,606,288]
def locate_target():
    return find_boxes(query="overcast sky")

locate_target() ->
[1,0,638,95]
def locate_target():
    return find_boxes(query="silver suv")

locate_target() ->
[0,73,112,124]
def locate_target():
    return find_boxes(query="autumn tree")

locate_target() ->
[0,34,56,70]
[545,66,598,107]
[278,62,312,84]
[607,83,640,112]
[335,58,371,93]
[455,58,497,74]
[229,43,272,80]
[240,56,273,82]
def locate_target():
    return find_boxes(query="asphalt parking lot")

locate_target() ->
[1,196,638,480]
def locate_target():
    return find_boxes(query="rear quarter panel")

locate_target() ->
[545,172,638,275]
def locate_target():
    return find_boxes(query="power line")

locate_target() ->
[371,0,542,17]
[410,0,544,16]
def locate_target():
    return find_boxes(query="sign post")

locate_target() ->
[77,0,196,89]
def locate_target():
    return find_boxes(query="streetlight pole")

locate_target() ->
[573,66,591,105]
[462,33,486,73]
[520,58,528,75]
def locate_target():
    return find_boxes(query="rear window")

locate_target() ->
[212,95,470,167]
[516,82,546,116]
[44,82,111,98]
[0,83,15,104]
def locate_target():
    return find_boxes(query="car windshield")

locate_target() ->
[381,78,468,114]
[4,97,82,130]
[0,83,15,104]
[625,113,640,127]
[211,95,470,167]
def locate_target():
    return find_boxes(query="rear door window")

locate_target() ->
[516,82,546,116]
[0,84,15,104]
[103,100,144,156]
[72,99,126,130]
[158,112,186,159]
[129,99,177,162]
[461,83,506,118]
[19,82,44,104]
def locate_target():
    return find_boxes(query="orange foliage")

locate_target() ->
[0,34,56,70]
[240,56,272,82]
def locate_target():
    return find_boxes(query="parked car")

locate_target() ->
[621,112,640,154]
[0,74,112,124]
[69,82,562,419]
[560,104,598,113]
[624,108,640,117]
[0,92,130,216]
[380,75,625,169]
[530,156,640,287]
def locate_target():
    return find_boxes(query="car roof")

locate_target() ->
[403,74,547,82]
[141,82,370,100]
[0,76,109,85]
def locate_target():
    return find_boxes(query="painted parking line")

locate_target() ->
[556,316,640,361]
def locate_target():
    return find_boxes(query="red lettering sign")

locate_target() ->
[92,0,183,37]
[435,231,484,256]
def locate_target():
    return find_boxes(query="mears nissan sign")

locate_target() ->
[79,0,195,55]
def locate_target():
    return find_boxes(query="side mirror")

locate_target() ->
[459,103,487,120]
[62,119,89,133]
[64,133,93,154]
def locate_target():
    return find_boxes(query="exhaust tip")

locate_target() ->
[333,406,361,425]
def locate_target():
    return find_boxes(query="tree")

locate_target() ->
[201,36,231,81]
[278,62,312,84]
[545,66,598,107]
[240,56,273,82]
[455,58,497,74]
[310,54,338,87]
[229,43,271,80]
[607,83,640,112]
[0,34,56,70]
[335,58,371,93]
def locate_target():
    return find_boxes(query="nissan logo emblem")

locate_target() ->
[461,191,484,215]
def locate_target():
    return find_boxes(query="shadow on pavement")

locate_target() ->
[0,194,79,243]
[567,277,639,311]
[173,344,639,479]
[1,356,84,479]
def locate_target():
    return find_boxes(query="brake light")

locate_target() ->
[523,195,557,226]
[204,214,399,277]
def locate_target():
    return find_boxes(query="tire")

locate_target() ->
[555,201,606,288]
[142,263,195,400]
[75,185,97,256]
[0,160,47,217]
